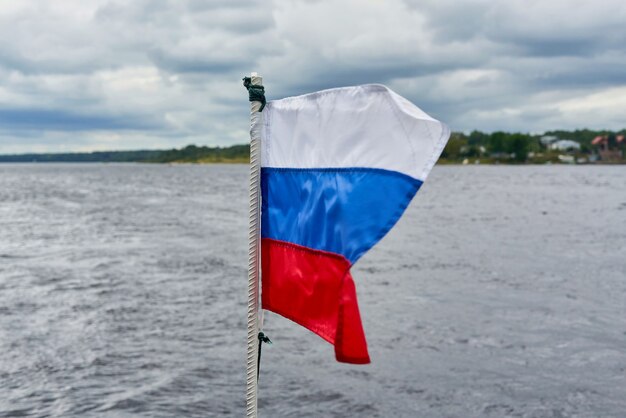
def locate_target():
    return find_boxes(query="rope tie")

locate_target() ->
[257,331,272,381]
[243,77,266,112]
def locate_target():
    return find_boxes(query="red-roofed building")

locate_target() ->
[592,135,624,162]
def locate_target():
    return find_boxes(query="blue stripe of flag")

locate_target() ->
[261,167,422,264]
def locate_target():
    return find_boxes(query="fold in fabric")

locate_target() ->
[261,238,370,364]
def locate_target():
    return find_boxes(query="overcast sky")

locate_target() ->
[0,0,625,153]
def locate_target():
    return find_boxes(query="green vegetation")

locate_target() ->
[0,144,250,164]
[150,144,250,163]
[0,150,164,163]
[440,128,626,164]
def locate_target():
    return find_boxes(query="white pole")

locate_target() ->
[246,72,263,418]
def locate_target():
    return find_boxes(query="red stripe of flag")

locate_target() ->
[261,238,370,364]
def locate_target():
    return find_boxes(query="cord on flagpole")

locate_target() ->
[257,332,272,380]
[244,72,264,418]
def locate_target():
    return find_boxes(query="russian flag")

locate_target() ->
[260,84,450,364]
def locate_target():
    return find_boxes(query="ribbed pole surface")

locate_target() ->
[246,73,263,418]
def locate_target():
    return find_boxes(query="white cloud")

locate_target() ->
[0,0,624,153]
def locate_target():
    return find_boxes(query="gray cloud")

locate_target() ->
[0,0,624,153]
[0,108,161,131]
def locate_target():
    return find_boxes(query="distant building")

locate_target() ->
[592,135,624,161]
[540,135,558,146]
[550,139,581,151]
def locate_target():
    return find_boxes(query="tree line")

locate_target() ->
[0,145,250,163]
[1,129,624,164]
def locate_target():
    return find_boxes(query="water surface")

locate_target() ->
[1,164,625,417]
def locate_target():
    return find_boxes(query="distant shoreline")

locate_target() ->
[1,129,624,165]
[1,160,624,166]
[0,145,249,164]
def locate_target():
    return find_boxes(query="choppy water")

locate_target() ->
[0,164,625,417]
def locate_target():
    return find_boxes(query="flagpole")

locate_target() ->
[245,72,263,418]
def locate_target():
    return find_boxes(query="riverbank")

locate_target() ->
[0,144,250,164]
[1,137,624,165]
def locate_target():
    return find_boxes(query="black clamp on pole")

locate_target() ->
[243,77,266,112]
